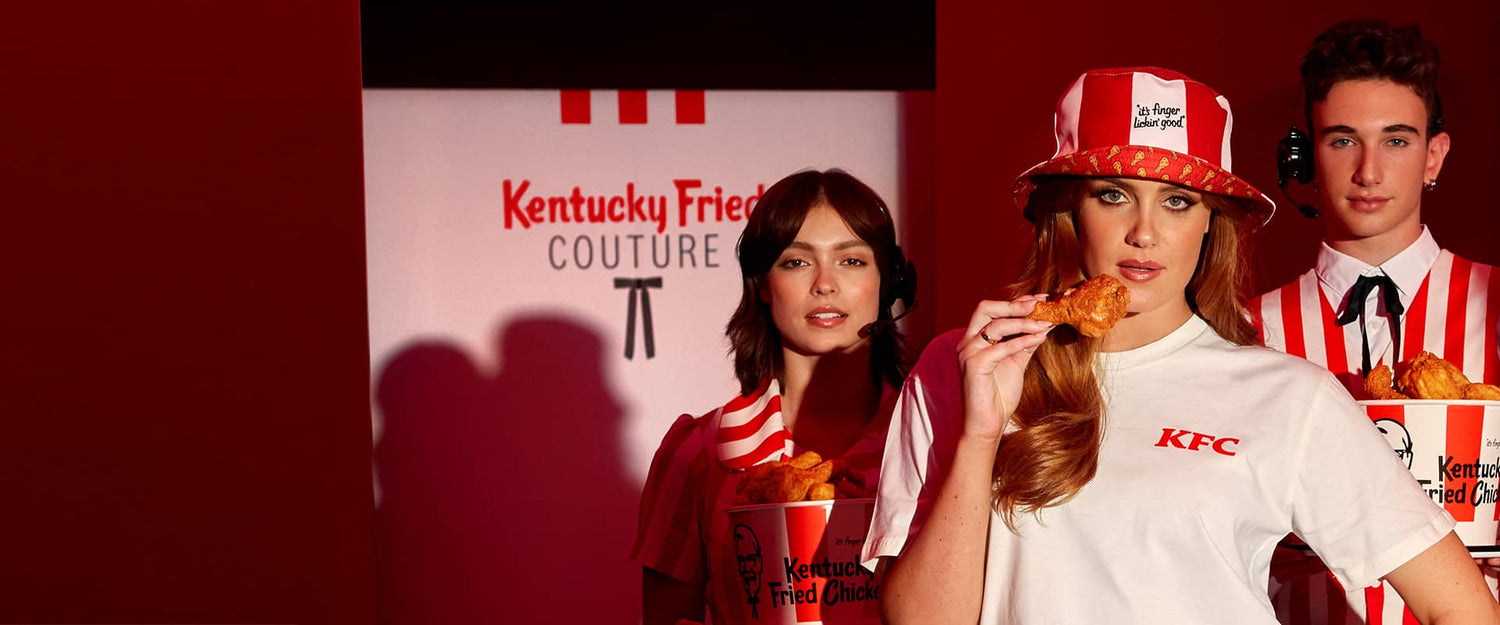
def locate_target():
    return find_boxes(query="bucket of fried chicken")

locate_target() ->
[1362,351,1500,549]
[1354,352,1500,616]
[723,452,881,625]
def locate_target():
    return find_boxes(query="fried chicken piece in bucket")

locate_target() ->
[1365,363,1411,400]
[733,452,844,504]
[1466,384,1500,401]
[1363,351,1500,401]
[1395,351,1473,400]
[1026,274,1131,337]
[808,483,836,501]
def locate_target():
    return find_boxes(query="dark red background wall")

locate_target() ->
[934,2,1500,333]
[1,1,373,623]
[4,1,1493,622]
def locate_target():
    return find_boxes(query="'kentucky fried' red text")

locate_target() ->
[503,179,764,233]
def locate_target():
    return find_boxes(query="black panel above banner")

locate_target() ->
[361,3,936,90]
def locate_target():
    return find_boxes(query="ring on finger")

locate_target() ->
[979,328,1001,345]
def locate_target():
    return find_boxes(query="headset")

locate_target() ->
[1276,125,1320,219]
[861,240,919,338]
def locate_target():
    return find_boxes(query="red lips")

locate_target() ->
[1117,259,1164,283]
[806,305,848,329]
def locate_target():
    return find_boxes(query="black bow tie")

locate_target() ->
[1335,273,1405,375]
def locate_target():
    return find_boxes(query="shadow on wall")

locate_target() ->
[373,316,638,625]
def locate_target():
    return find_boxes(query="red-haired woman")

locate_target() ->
[863,67,1498,624]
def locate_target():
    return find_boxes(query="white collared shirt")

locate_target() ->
[1315,227,1440,366]
[1252,226,1499,397]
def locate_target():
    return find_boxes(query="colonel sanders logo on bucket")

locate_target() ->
[1374,418,1415,469]
[734,524,764,618]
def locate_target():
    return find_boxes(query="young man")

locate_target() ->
[1250,19,1500,625]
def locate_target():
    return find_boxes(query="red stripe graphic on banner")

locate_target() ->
[1184,87,1226,167]
[1446,404,1485,522]
[1317,288,1349,376]
[560,90,590,124]
[1403,275,1432,359]
[1078,73,1131,151]
[676,90,705,124]
[618,90,647,124]
[785,505,830,624]
[1366,584,1384,625]
[1446,256,1474,367]
[1281,282,1307,358]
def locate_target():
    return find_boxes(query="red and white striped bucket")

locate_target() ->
[723,499,881,625]
[1358,400,1500,622]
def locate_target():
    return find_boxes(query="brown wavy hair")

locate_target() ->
[992,176,1260,530]
[725,169,910,395]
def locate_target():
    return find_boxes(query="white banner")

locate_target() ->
[365,89,905,623]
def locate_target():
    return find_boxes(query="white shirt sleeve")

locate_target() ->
[1288,375,1456,589]
[861,330,964,571]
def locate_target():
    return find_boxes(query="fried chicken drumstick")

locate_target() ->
[1026,274,1131,338]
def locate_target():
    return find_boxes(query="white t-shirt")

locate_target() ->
[862,315,1454,624]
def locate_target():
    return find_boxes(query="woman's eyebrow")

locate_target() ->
[835,239,873,251]
[784,239,870,252]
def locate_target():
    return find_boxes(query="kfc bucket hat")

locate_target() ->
[1013,66,1276,227]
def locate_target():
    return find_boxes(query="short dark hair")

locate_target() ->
[1301,19,1443,136]
[725,169,909,395]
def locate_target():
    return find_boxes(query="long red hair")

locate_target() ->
[991,176,1260,530]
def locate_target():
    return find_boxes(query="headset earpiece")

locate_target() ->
[880,244,918,319]
[1276,125,1320,219]
[1277,126,1314,186]
[885,246,918,311]
[861,244,918,339]
[858,200,920,339]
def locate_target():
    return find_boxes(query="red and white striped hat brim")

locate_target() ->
[1013,66,1276,228]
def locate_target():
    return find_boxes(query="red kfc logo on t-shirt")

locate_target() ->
[1155,428,1240,457]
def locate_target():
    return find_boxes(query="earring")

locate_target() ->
[1424,179,1438,191]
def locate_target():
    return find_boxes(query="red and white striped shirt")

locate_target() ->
[1251,228,1499,395]
[1250,227,1500,625]
[629,379,892,625]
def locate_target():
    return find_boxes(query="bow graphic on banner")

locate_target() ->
[614,277,663,360]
